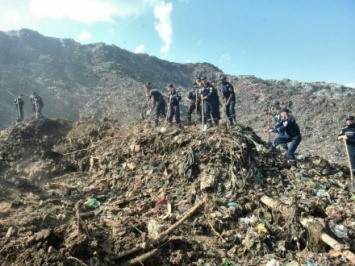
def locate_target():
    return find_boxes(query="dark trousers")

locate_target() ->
[203,101,213,124]
[348,145,355,172]
[275,131,288,149]
[32,104,43,116]
[16,106,24,121]
[211,101,220,125]
[38,104,43,114]
[154,100,166,125]
[168,104,181,124]
[225,101,236,124]
[187,102,201,122]
[274,134,302,166]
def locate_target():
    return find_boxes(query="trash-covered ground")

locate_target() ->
[0,117,354,266]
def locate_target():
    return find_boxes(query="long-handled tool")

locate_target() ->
[160,96,172,132]
[195,87,199,125]
[201,98,206,132]
[342,138,355,192]
[166,95,172,124]
[34,98,39,119]
[144,88,153,117]
[267,104,272,145]
[146,105,156,121]
[15,100,21,122]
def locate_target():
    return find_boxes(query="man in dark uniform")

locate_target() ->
[271,100,288,150]
[14,95,25,122]
[338,115,355,174]
[210,80,221,125]
[29,92,43,118]
[186,78,202,125]
[145,82,166,126]
[166,84,183,128]
[200,76,214,128]
[220,76,236,126]
[268,108,302,168]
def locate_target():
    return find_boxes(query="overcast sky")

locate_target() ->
[1,0,355,87]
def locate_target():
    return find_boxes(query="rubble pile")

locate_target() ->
[0,118,354,266]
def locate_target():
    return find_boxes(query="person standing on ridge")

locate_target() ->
[220,76,236,126]
[210,80,221,126]
[338,115,355,175]
[30,92,43,118]
[14,95,25,122]
[166,84,183,128]
[200,76,214,128]
[186,78,202,125]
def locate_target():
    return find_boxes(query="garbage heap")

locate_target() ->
[0,118,354,266]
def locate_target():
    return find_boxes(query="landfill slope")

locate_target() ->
[0,117,354,266]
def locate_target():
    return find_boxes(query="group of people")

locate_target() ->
[145,77,355,172]
[186,76,237,127]
[144,76,236,129]
[144,75,301,167]
[14,92,43,121]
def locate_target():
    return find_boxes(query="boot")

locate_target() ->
[154,119,159,127]
[229,119,234,127]
[268,144,276,152]
[187,117,191,125]
[289,160,297,169]
[281,144,288,151]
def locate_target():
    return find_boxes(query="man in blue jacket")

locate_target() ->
[14,95,25,122]
[338,115,355,174]
[220,76,236,126]
[200,76,214,128]
[186,78,202,125]
[271,100,288,150]
[268,108,302,168]
[210,80,221,125]
[166,84,183,128]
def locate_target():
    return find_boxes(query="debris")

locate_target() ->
[0,117,354,265]
[86,198,101,208]
[266,259,280,266]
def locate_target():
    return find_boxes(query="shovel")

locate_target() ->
[342,139,355,192]
[267,105,272,145]
[144,105,156,121]
[201,98,207,132]
[160,96,172,132]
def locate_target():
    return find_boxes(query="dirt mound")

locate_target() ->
[0,119,354,266]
